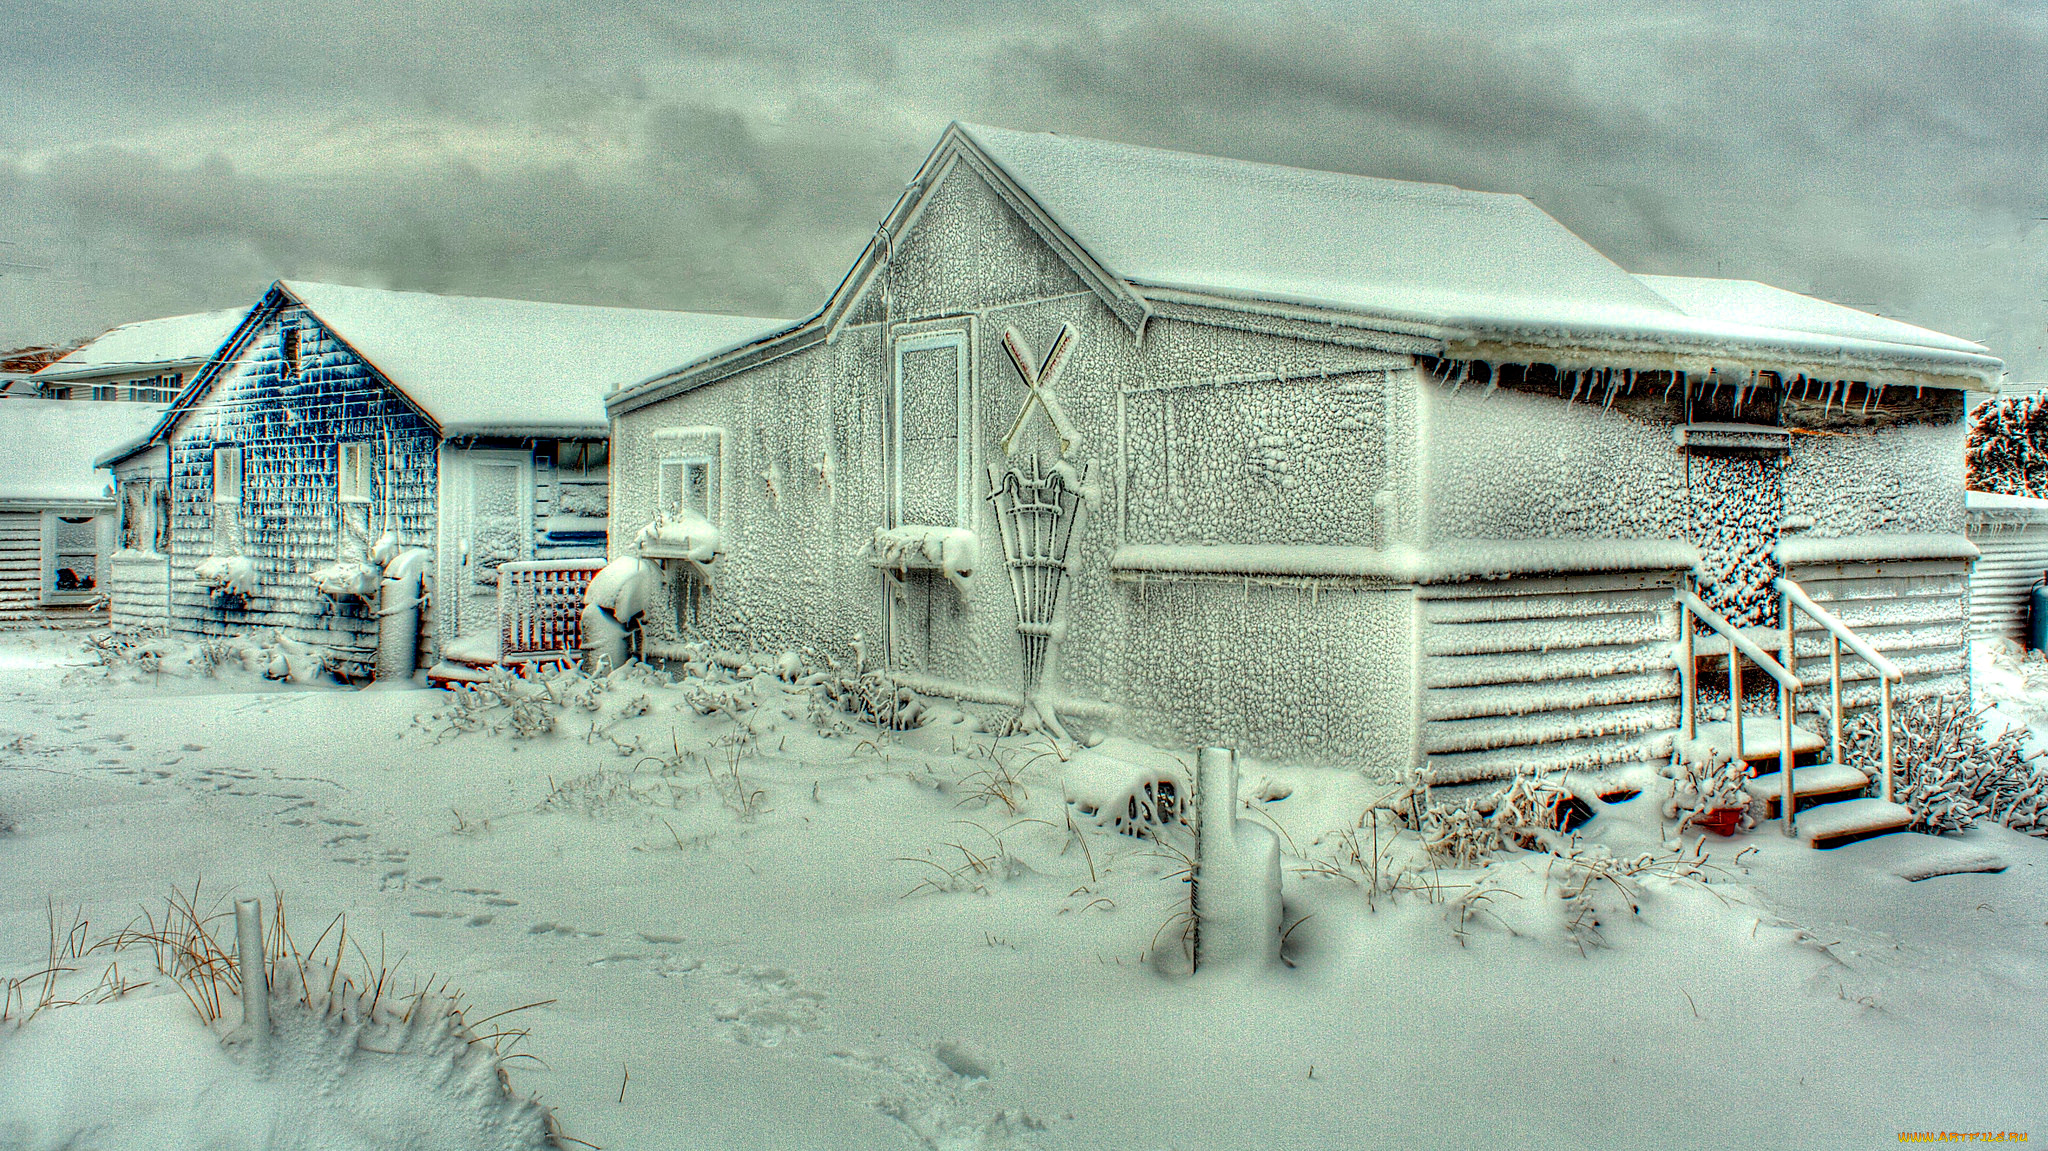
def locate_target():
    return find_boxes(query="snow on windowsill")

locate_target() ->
[869,526,976,590]
[634,511,719,568]
[1775,532,1979,567]
[1109,538,1700,584]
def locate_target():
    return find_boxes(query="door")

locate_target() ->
[450,449,532,642]
[1684,371,1784,627]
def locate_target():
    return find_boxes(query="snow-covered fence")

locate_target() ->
[498,559,603,665]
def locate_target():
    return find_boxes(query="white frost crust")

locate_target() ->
[1966,490,2048,513]
[633,511,720,567]
[309,560,379,599]
[870,526,976,590]
[195,554,260,598]
[1110,538,1699,584]
[1775,532,1980,567]
[585,555,662,625]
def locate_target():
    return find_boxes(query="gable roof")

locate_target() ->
[1630,274,1987,357]
[0,399,164,505]
[610,122,2001,416]
[132,282,789,451]
[277,282,788,437]
[957,124,1997,376]
[30,309,246,383]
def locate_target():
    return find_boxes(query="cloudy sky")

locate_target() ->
[2,0,2043,376]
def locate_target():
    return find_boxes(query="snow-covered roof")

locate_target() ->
[962,123,1689,338]
[0,399,164,505]
[31,309,245,382]
[270,282,788,438]
[954,124,1997,379]
[1967,490,2048,511]
[1631,275,1987,358]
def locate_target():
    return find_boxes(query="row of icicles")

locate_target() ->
[1425,359,1918,417]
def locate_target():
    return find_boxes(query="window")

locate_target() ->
[555,440,609,477]
[338,442,372,502]
[281,326,302,378]
[659,457,715,521]
[46,514,101,602]
[93,385,119,402]
[212,446,241,504]
[890,330,970,527]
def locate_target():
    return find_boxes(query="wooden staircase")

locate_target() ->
[1677,577,1915,849]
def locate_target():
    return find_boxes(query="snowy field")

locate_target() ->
[2,628,2045,1150]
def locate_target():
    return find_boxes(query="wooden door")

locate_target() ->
[451,450,532,641]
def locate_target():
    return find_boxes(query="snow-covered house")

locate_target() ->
[605,123,1999,787]
[100,281,783,677]
[29,309,245,403]
[0,400,164,627]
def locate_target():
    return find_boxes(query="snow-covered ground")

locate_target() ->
[2,628,2045,1149]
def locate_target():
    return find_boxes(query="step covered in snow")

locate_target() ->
[1797,798,1914,848]
[1742,762,1869,818]
[1681,716,1826,763]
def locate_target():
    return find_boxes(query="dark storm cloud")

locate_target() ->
[1,0,2042,375]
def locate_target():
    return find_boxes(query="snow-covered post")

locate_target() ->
[227,898,269,1048]
[1191,747,1281,972]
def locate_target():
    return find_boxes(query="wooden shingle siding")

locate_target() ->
[110,552,169,632]
[1419,572,1683,783]
[167,300,439,663]
[1781,558,1971,707]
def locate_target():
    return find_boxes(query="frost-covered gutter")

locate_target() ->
[607,321,822,418]
[439,423,609,441]
[1110,538,1701,584]
[1774,532,1979,567]
[1136,287,2000,390]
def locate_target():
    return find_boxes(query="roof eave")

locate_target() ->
[30,354,213,383]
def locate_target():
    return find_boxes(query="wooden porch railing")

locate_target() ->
[1776,576,1904,804]
[1678,574,1902,835]
[498,559,604,664]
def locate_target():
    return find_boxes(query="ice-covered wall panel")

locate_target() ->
[1114,577,1415,767]
[1783,419,1967,538]
[1422,380,1687,544]
[878,159,1095,321]
[168,301,439,664]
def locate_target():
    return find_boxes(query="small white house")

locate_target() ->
[604,123,1998,782]
[0,400,164,627]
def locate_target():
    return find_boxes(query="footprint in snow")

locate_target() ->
[710,967,825,1047]
[527,922,604,939]
[831,1044,1047,1149]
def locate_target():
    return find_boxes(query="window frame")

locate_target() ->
[41,512,105,605]
[658,455,717,522]
[889,326,973,529]
[338,441,372,503]
[212,446,241,505]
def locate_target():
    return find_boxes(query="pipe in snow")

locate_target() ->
[228,898,269,1048]
[375,547,432,683]
[1191,746,1282,972]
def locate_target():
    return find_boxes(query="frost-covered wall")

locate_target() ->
[612,148,1980,772]
[168,300,439,670]
[615,157,1421,763]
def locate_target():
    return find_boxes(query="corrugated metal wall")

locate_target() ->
[1967,521,2048,642]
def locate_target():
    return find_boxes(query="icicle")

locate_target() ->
[1860,382,1875,415]
[1663,371,1679,401]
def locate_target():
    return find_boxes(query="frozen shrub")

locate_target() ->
[1966,394,2048,496]
[1841,693,2048,835]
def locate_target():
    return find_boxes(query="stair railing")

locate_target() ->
[1678,581,1802,835]
[1774,576,1904,805]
